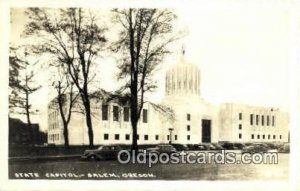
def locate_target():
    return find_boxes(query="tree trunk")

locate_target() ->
[82,94,94,147]
[130,74,139,153]
[63,121,69,148]
[25,90,33,145]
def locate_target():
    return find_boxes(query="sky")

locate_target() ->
[9,3,293,131]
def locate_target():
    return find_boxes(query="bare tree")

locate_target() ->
[112,9,180,152]
[9,48,41,145]
[25,8,107,147]
[52,72,79,148]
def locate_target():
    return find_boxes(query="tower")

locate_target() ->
[165,48,201,97]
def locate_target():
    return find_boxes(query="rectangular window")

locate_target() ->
[144,135,148,141]
[239,113,242,120]
[262,115,264,126]
[175,135,178,140]
[280,135,282,139]
[113,106,119,121]
[272,116,275,126]
[251,134,254,139]
[239,124,242,130]
[263,135,265,139]
[257,135,260,139]
[125,134,130,140]
[137,134,139,140]
[167,135,170,140]
[142,109,148,123]
[256,115,259,125]
[267,116,270,126]
[250,114,253,125]
[155,135,159,140]
[104,134,109,140]
[239,133,242,139]
[115,134,120,140]
[273,135,276,139]
[268,135,271,139]
[124,107,129,122]
[187,114,191,121]
[187,125,191,131]
[102,105,108,121]
[187,135,190,140]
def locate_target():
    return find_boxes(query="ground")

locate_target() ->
[9,152,289,180]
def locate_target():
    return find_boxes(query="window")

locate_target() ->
[124,107,129,122]
[272,116,275,126]
[137,134,140,140]
[187,135,190,140]
[239,124,242,130]
[273,135,276,139]
[280,135,282,139]
[262,115,264,126]
[187,114,191,121]
[175,135,178,140]
[102,105,108,120]
[113,106,119,121]
[239,113,242,120]
[268,135,271,139]
[167,135,170,140]
[143,109,148,123]
[187,125,191,131]
[263,135,265,139]
[144,135,148,141]
[115,134,120,140]
[256,115,259,125]
[257,135,260,139]
[104,134,109,140]
[239,133,242,139]
[267,116,270,126]
[251,134,254,139]
[155,135,159,140]
[250,114,254,125]
[125,134,130,140]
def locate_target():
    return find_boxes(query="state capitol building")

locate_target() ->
[47,52,289,145]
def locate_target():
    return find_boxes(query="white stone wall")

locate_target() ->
[219,103,289,143]
[47,98,172,146]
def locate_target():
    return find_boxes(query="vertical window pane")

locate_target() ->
[102,105,108,120]
[143,109,148,123]
[250,114,253,125]
[124,107,129,122]
[187,135,190,140]
[113,106,119,121]
[187,114,191,121]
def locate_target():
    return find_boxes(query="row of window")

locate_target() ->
[49,134,60,141]
[103,134,192,141]
[251,134,282,140]
[102,105,148,123]
[239,113,275,126]
[238,133,282,140]
[49,123,59,130]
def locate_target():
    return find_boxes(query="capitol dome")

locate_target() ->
[165,50,201,97]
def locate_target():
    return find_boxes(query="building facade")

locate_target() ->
[47,53,289,145]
